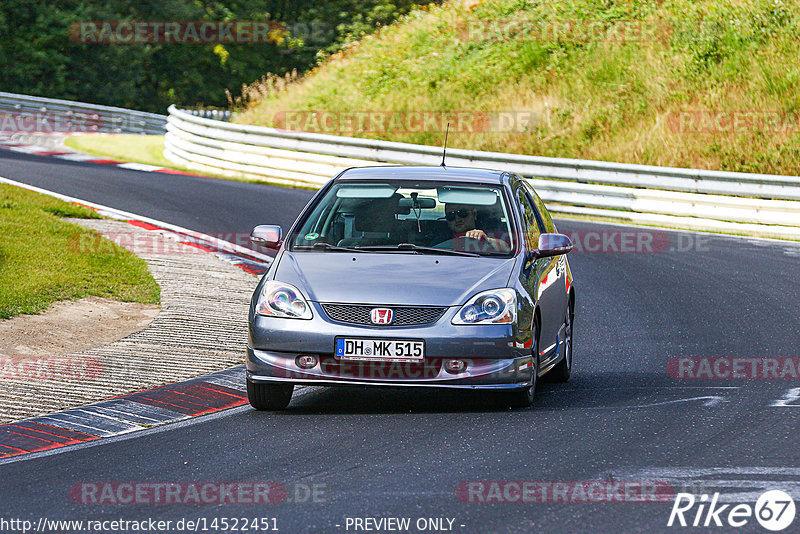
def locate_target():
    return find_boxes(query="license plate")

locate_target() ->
[335,338,424,362]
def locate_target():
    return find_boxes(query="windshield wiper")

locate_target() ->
[357,243,480,257]
[294,243,371,253]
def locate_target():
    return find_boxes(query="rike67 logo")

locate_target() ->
[668,490,796,531]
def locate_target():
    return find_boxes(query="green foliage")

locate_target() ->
[0,0,435,112]
[236,0,800,175]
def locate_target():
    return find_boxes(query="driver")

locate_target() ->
[442,203,510,252]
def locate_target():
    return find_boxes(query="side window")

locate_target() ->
[515,186,542,248]
[523,180,556,233]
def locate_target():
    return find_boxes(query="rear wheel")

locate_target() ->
[247,380,294,410]
[548,301,573,383]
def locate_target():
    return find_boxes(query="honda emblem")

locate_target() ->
[370,308,394,325]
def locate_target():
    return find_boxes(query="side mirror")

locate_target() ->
[250,225,283,250]
[531,233,573,258]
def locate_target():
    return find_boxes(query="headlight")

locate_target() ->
[452,288,517,325]
[256,280,313,319]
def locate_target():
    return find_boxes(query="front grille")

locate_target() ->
[321,304,447,326]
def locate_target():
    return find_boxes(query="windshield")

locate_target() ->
[289,180,515,256]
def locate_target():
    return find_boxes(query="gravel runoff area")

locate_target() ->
[0,218,259,423]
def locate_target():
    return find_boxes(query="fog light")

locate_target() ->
[444,359,467,374]
[296,355,319,369]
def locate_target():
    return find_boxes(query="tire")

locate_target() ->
[499,323,539,409]
[247,380,294,410]
[548,301,573,383]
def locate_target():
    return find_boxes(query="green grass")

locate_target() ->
[64,134,174,168]
[63,134,317,189]
[0,184,160,319]
[234,0,800,176]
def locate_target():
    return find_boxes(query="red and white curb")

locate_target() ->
[0,366,248,460]
[0,176,277,460]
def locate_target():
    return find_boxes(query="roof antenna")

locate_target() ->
[440,122,450,168]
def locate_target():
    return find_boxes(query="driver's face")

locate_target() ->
[445,204,476,233]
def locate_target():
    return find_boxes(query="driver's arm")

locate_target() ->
[465,229,511,252]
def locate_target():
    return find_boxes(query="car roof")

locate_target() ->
[336,165,509,185]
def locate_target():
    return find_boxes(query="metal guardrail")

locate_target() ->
[163,105,800,239]
[182,109,232,122]
[0,92,167,135]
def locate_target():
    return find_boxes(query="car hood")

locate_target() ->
[273,252,517,306]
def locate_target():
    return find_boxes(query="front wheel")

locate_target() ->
[498,324,539,409]
[247,381,294,410]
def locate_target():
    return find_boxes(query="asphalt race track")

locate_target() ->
[2,149,800,533]
[0,149,315,235]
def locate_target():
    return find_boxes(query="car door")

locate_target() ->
[523,180,570,364]
[512,180,561,362]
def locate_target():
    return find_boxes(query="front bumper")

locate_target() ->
[247,348,533,389]
[247,303,532,390]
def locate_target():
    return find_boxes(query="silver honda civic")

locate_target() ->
[246,166,575,409]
